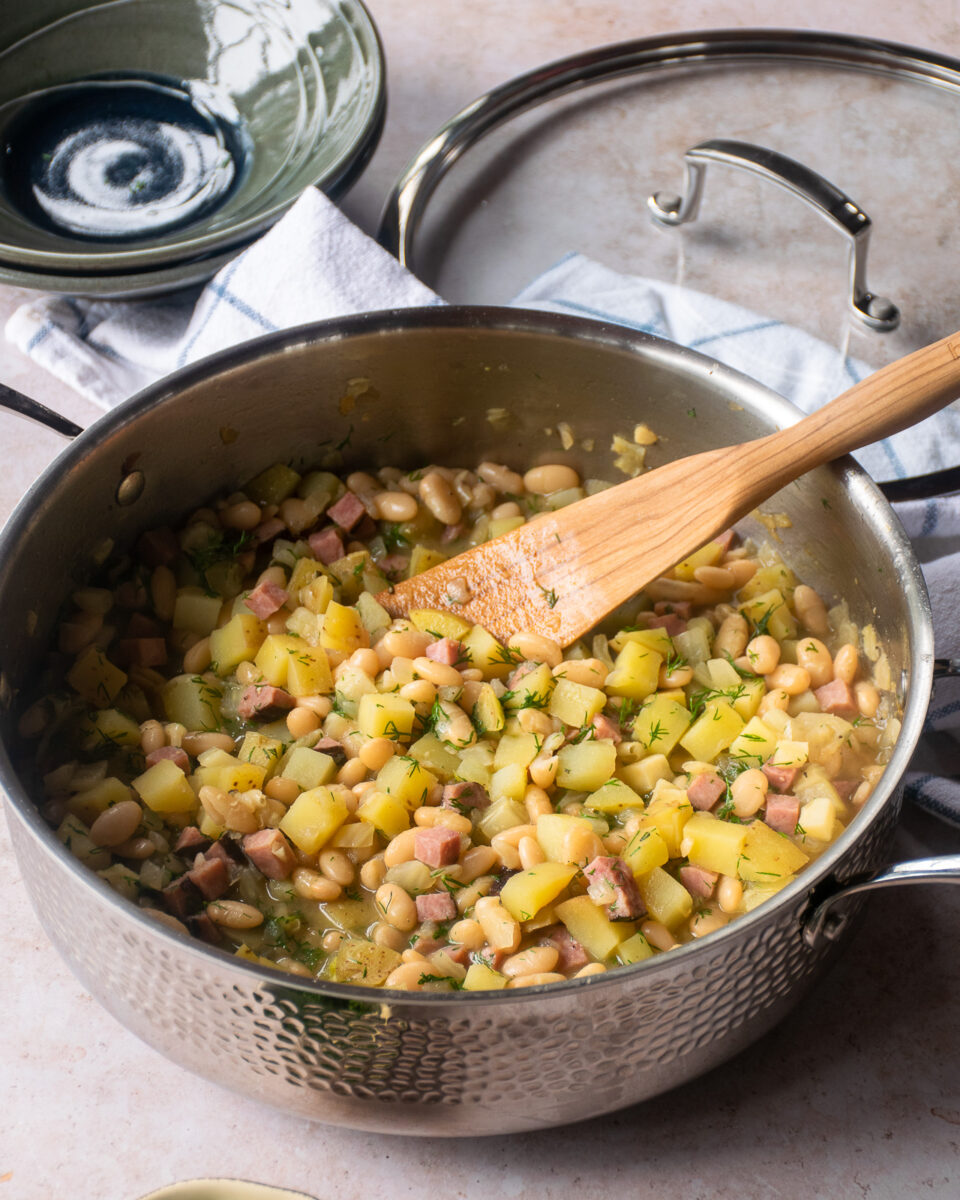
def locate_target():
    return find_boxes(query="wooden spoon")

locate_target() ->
[377,330,960,646]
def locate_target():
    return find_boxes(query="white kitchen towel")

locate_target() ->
[5,202,959,824]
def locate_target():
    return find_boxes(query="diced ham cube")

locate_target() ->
[441,781,490,812]
[308,526,345,565]
[583,856,646,920]
[161,874,203,919]
[174,825,212,855]
[137,526,179,567]
[712,529,737,553]
[245,580,288,619]
[763,762,801,793]
[204,839,245,870]
[679,865,718,899]
[654,600,692,620]
[414,825,462,868]
[441,523,464,544]
[354,515,377,541]
[591,713,622,743]
[327,492,367,532]
[149,746,190,773]
[765,793,801,835]
[186,855,231,900]
[426,638,464,666]
[118,637,168,668]
[126,613,163,638]
[313,737,346,766]
[542,925,590,972]
[242,828,297,880]
[472,945,507,970]
[187,911,223,946]
[647,613,687,636]
[814,679,858,717]
[507,660,539,688]
[832,779,860,802]
[416,892,458,923]
[687,771,726,810]
[442,941,470,966]
[378,553,409,577]
[237,684,295,721]
[254,517,286,545]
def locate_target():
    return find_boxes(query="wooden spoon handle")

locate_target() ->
[748,328,960,492]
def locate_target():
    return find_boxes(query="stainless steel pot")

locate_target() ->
[0,307,956,1135]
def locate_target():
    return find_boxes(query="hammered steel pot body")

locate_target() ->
[0,309,932,1134]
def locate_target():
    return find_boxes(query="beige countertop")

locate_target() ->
[2,2,959,1197]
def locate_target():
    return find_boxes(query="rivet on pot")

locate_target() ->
[116,470,145,506]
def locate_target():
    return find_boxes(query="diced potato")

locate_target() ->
[287,556,325,596]
[604,641,662,701]
[132,759,197,814]
[729,717,779,765]
[500,862,579,922]
[209,614,266,676]
[455,743,496,788]
[237,732,285,770]
[476,795,527,843]
[739,588,797,642]
[737,561,798,603]
[555,895,634,961]
[301,575,334,616]
[798,796,837,842]
[673,622,712,666]
[608,626,673,657]
[244,463,301,506]
[66,776,132,825]
[503,663,554,711]
[286,644,334,696]
[173,588,223,635]
[622,824,670,878]
[730,677,765,722]
[279,787,349,853]
[643,786,694,857]
[488,515,525,537]
[632,694,691,756]
[468,683,505,736]
[408,545,448,577]
[673,541,724,580]
[286,606,323,644]
[490,762,527,804]
[297,469,341,507]
[548,677,606,727]
[704,657,742,690]
[616,753,673,795]
[79,707,142,751]
[678,700,744,763]
[409,609,472,640]
[461,623,514,679]
[215,759,267,793]
[376,755,437,809]
[330,821,376,852]
[333,664,377,717]
[493,733,540,771]
[583,778,644,815]
[770,740,809,768]
[332,939,401,986]
[97,862,141,902]
[738,819,809,882]
[682,811,749,877]
[616,931,655,965]
[357,693,417,741]
[742,877,795,911]
[556,740,618,791]
[254,633,299,687]
[162,673,223,731]
[407,732,461,778]
[281,746,337,790]
[536,813,596,863]
[637,866,693,929]
[320,601,369,654]
[66,645,128,708]
[463,962,508,991]
[356,592,391,637]
[356,790,411,839]
[327,551,370,604]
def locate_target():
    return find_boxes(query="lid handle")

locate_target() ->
[649,139,899,333]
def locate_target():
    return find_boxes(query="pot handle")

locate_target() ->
[802,854,960,947]
[0,381,83,439]
[648,139,899,333]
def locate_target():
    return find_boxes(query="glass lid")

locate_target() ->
[380,30,960,491]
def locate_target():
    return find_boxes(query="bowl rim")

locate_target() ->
[0,304,935,1008]
[0,0,386,276]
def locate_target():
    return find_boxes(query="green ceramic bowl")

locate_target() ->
[0,0,384,291]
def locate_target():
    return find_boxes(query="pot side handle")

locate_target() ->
[0,382,83,440]
[648,139,899,333]
[802,854,960,947]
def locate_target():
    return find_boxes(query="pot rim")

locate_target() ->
[0,304,935,1007]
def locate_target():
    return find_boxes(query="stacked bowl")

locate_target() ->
[0,0,385,297]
